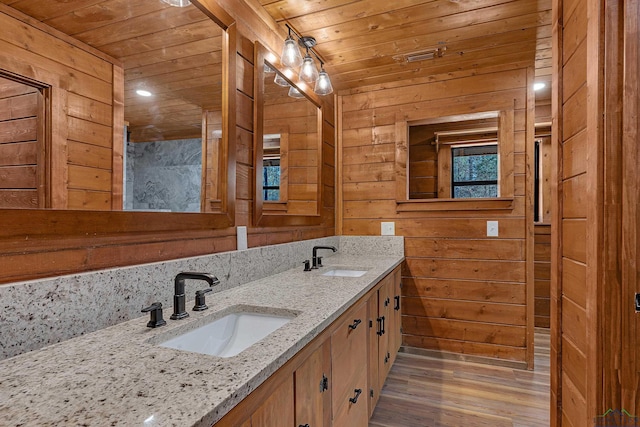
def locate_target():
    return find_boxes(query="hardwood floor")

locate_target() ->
[369,330,550,427]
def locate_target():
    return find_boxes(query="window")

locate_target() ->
[451,144,498,198]
[262,158,280,201]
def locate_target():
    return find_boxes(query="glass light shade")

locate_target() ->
[274,72,289,87]
[161,0,191,6]
[314,69,333,95]
[288,86,305,99]
[281,36,303,68]
[299,54,319,83]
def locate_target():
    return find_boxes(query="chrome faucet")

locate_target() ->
[171,272,219,320]
[311,245,337,269]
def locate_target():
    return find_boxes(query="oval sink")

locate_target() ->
[322,269,367,277]
[159,312,293,358]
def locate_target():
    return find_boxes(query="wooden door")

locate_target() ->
[295,339,330,427]
[391,267,402,362]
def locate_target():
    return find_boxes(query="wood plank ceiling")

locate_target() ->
[0,0,223,142]
[258,0,552,95]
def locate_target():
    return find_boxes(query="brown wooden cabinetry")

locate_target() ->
[367,266,402,415]
[330,301,368,426]
[295,340,331,427]
[214,266,401,427]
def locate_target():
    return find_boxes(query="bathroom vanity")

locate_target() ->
[0,238,403,426]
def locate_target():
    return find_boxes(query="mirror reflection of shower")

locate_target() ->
[123,126,202,212]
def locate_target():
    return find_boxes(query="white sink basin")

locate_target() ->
[322,269,367,278]
[159,312,293,358]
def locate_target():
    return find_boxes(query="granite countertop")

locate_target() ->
[0,254,403,427]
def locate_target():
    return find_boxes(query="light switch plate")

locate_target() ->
[237,226,248,250]
[381,222,395,236]
[487,221,499,237]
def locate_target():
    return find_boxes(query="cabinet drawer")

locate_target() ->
[332,365,368,427]
[331,301,367,413]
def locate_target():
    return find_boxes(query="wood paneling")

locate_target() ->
[535,224,551,327]
[339,66,534,365]
[259,0,551,91]
[0,1,335,284]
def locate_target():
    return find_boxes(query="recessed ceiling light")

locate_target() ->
[136,89,152,97]
[533,82,546,91]
[161,0,191,7]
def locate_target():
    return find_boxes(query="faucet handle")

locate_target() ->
[303,260,312,271]
[193,288,213,312]
[141,302,167,328]
[317,256,323,267]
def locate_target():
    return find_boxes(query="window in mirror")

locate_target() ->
[408,112,502,199]
[451,145,498,198]
[262,134,281,201]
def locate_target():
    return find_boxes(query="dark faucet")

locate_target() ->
[312,245,337,269]
[170,272,219,320]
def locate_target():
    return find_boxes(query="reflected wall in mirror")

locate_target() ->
[254,42,323,226]
[0,0,232,214]
[408,111,512,200]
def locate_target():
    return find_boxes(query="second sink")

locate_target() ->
[322,269,367,277]
[159,311,294,358]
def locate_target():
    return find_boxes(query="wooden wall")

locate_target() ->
[534,224,551,327]
[0,78,41,208]
[552,0,590,423]
[338,67,534,366]
[0,0,335,284]
[0,7,121,211]
[552,0,640,424]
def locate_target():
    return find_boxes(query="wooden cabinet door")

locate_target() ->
[377,276,393,385]
[295,339,330,427]
[390,267,402,364]
[251,377,294,427]
[367,293,379,417]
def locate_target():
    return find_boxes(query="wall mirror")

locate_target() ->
[253,42,323,226]
[0,0,235,219]
[397,110,515,210]
[0,0,233,217]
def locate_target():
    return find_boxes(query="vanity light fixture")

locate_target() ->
[287,86,306,99]
[136,89,153,97]
[161,0,191,6]
[299,50,319,83]
[279,24,333,96]
[274,72,289,87]
[314,63,333,95]
[281,27,303,68]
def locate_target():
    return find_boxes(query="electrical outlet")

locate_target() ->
[381,222,395,236]
[487,221,499,237]
[237,226,248,250]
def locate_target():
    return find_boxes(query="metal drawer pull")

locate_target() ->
[394,295,400,311]
[299,424,310,427]
[349,388,363,404]
[348,318,362,330]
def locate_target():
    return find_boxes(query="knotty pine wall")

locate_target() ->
[338,67,535,366]
[552,0,589,423]
[0,1,335,284]
[0,7,120,211]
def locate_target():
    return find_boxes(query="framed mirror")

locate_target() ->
[253,41,323,227]
[395,110,515,211]
[1,0,236,243]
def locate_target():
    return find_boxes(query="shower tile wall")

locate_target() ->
[125,138,202,212]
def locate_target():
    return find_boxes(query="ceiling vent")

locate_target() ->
[400,47,447,63]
